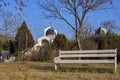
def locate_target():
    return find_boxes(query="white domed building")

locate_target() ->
[35,26,57,47]
[95,27,107,35]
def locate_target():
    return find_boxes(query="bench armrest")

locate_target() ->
[54,57,60,63]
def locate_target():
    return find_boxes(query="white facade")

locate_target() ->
[100,27,107,34]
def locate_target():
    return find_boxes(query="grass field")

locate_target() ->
[0,61,120,80]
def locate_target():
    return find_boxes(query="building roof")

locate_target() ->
[46,27,55,35]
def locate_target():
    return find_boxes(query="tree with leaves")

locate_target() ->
[15,21,34,51]
[38,0,113,49]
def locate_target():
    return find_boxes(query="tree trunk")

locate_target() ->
[76,21,83,50]
[76,32,82,50]
[78,36,82,50]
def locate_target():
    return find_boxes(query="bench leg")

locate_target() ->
[79,57,81,60]
[115,56,117,73]
[55,64,60,70]
[55,64,57,70]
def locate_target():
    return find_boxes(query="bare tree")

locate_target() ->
[0,11,22,37]
[0,0,32,36]
[82,22,95,39]
[0,0,31,11]
[38,0,113,50]
[15,0,32,11]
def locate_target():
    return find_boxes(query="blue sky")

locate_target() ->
[2,0,120,41]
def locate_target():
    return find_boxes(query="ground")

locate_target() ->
[0,61,119,80]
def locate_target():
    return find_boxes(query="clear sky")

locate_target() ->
[1,0,120,41]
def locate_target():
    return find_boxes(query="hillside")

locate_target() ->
[0,62,119,80]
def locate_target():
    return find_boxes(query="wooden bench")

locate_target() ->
[54,49,117,73]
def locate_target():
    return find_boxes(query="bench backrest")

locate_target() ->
[59,49,117,58]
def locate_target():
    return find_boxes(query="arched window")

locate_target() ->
[42,39,49,46]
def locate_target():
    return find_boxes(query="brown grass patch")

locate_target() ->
[0,61,120,80]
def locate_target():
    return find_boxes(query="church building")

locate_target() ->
[35,24,57,47]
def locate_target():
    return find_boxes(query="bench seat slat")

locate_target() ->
[55,60,114,64]
[59,54,116,58]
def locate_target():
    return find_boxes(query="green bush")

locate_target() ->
[96,33,120,62]
[52,34,68,50]
[82,38,98,50]
[68,40,78,50]
[12,51,19,57]
[26,46,58,61]
[2,41,9,50]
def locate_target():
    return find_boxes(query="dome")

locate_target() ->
[44,26,57,36]
[46,27,55,35]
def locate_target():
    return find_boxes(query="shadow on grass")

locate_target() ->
[60,67,113,73]
[29,64,113,73]
[29,65,55,71]
[30,62,114,74]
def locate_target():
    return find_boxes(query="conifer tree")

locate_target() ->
[15,21,34,51]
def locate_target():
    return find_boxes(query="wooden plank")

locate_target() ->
[59,49,116,54]
[59,54,116,58]
[55,60,115,64]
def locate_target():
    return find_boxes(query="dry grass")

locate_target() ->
[0,61,120,80]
